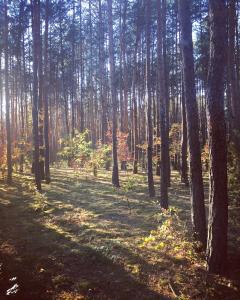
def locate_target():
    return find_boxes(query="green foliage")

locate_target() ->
[122,175,138,193]
[87,143,111,176]
[58,131,111,176]
[140,207,201,262]
[0,137,32,176]
[58,130,92,167]
[21,178,48,211]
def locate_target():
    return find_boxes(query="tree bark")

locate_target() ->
[132,1,141,174]
[108,0,120,187]
[157,0,168,208]
[207,0,228,275]
[98,0,107,144]
[38,1,45,180]
[228,0,240,134]
[4,0,12,184]
[178,0,206,247]
[162,0,171,187]
[43,0,51,183]
[181,73,188,186]
[146,0,155,197]
[31,0,42,191]
[79,0,85,133]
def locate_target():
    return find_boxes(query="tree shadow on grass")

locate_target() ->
[3,169,239,299]
[44,170,240,288]
[0,184,171,300]
[44,174,158,236]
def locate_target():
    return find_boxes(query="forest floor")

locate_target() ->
[0,168,239,300]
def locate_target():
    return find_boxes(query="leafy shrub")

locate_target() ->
[58,131,112,176]
[58,130,92,168]
[87,143,111,176]
[122,176,138,193]
[140,207,201,260]
[106,126,132,167]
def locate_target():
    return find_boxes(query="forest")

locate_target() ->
[0,0,239,299]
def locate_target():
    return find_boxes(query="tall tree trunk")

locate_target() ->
[162,0,171,187]
[43,0,50,183]
[122,0,128,134]
[79,0,84,133]
[38,2,45,180]
[228,0,240,135]
[178,0,206,247]
[71,1,76,138]
[4,0,12,184]
[228,0,240,176]
[157,0,168,208]
[120,0,128,171]
[60,21,69,137]
[108,0,120,187]
[181,73,188,186]
[146,0,155,197]
[18,1,25,174]
[207,0,228,274]
[132,0,141,174]
[31,0,41,191]
[98,0,107,143]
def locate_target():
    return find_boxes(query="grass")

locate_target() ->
[0,167,239,300]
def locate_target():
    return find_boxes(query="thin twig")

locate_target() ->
[126,196,132,214]
[168,280,179,298]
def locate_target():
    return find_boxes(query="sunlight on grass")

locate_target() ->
[43,221,76,240]
[0,168,237,300]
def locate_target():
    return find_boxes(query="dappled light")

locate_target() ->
[1,0,240,299]
[0,169,239,299]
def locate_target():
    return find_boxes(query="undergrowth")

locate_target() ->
[15,173,49,211]
[139,207,206,299]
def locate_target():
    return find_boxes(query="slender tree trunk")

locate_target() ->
[181,73,188,186]
[178,0,206,247]
[120,0,128,171]
[146,0,155,197]
[228,0,240,133]
[108,0,120,187]
[18,1,25,174]
[162,0,171,187]
[43,0,50,183]
[4,0,12,184]
[71,1,76,139]
[122,0,128,134]
[132,1,141,174]
[228,0,240,178]
[79,0,84,133]
[60,21,69,137]
[98,0,107,143]
[31,0,41,191]
[157,0,168,208]
[207,0,228,275]
[38,3,45,180]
